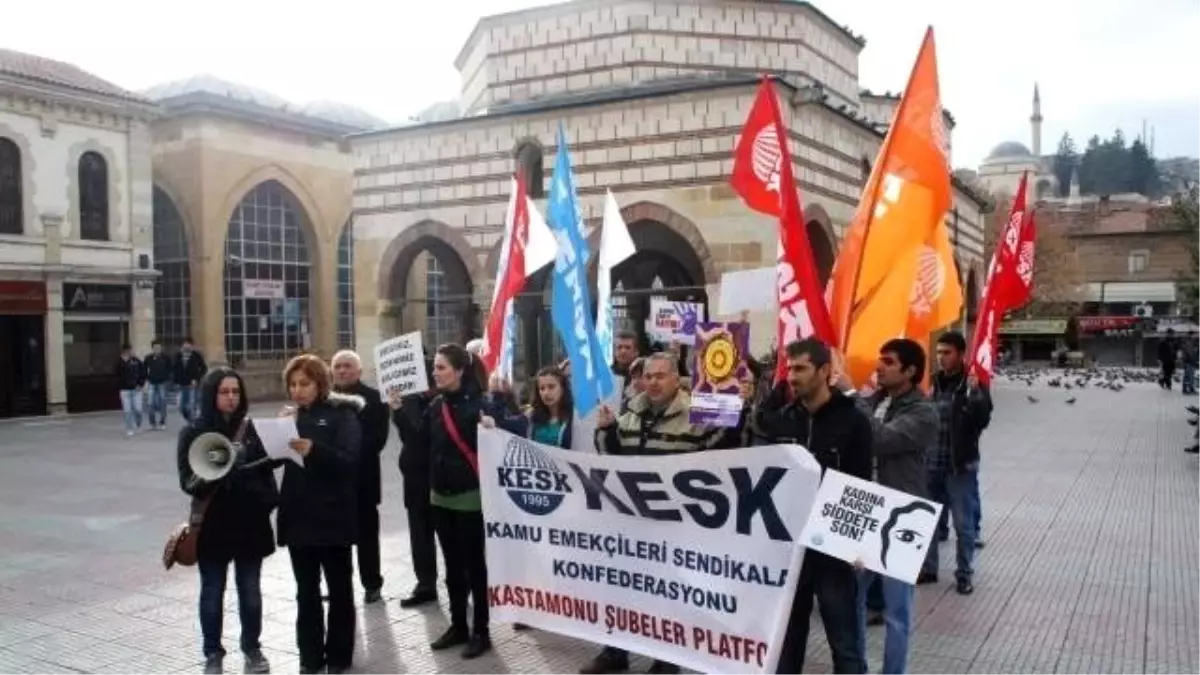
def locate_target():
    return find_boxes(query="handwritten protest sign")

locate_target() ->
[373,331,428,399]
[479,428,822,674]
[690,322,750,427]
[647,299,704,346]
[798,469,942,584]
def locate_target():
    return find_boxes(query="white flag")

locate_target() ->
[525,197,557,278]
[596,190,636,362]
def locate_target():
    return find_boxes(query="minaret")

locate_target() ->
[1030,83,1043,157]
[1068,165,1081,206]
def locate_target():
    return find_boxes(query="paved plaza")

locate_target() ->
[0,380,1196,674]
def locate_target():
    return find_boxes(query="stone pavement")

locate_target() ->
[0,381,1195,674]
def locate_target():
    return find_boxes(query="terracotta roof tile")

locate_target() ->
[0,48,148,104]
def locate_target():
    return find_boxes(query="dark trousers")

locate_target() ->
[405,478,438,591]
[198,556,263,658]
[776,553,865,674]
[356,501,383,592]
[289,545,355,671]
[1162,364,1177,389]
[432,506,488,633]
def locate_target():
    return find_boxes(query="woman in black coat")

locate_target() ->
[176,367,277,675]
[276,354,363,675]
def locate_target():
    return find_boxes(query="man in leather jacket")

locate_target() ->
[754,338,872,674]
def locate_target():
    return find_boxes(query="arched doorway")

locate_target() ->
[153,186,191,348]
[806,220,836,287]
[222,180,315,367]
[383,237,476,349]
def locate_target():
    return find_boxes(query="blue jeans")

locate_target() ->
[118,389,143,432]
[179,384,197,422]
[1183,365,1197,394]
[856,571,914,674]
[198,556,264,658]
[923,468,979,581]
[146,383,167,426]
[935,469,982,540]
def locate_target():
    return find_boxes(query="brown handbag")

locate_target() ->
[163,419,249,570]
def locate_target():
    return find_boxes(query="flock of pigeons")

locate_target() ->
[995,365,1166,404]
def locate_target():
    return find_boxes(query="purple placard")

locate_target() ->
[689,321,750,427]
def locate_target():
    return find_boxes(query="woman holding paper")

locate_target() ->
[176,367,277,675]
[275,354,364,675]
[417,343,526,659]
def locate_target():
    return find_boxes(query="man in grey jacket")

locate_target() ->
[852,338,938,675]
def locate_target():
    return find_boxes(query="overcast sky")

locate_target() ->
[4,0,1196,168]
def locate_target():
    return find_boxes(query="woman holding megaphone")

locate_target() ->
[275,354,364,675]
[176,367,278,675]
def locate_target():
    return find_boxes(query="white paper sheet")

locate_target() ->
[251,417,305,467]
[718,266,778,316]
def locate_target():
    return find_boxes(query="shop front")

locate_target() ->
[62,282,133,413]
[0,280,49,418]
[1076,316,1150,366]
[999,318,1068,363]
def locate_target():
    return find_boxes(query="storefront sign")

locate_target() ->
[999,319,1068,336]
[1077,316,1145,334]
[63,283,132,314]
[0,281,48,314]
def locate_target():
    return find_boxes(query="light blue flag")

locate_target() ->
[545,123,614,416]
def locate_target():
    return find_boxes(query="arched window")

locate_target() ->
[0,137,22,235]
[425,255,457,348]
[152,187,191,348]
[337,221,355,349]
[78,151,109,241]
[516,142,544,198]
[223,181,312,366]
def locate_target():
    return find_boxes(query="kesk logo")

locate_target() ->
[909,245,945,316]
[497,436,572,516]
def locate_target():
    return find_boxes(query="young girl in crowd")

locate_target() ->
[527,366,574,449]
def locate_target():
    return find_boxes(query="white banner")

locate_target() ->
[479,428,823,673]
[798,469,943,585]
[373,331,428,399]
[242,279,285,299]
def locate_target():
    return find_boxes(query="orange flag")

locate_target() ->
[906,221,964,389]
[826,26,952,387]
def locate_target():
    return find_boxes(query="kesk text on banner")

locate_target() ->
[478,428,823,674]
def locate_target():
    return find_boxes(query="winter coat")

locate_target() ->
[931,371,993,473]
[597,389,742,456]
[174,350,207,387]
[116,357,145,390]
[143,353,173,385]
[859,388,938,497]
[176,368,277,563]
[754,384,874,480]
[337,381,390,506]
[415,386,527,497]
[276,393,364,548]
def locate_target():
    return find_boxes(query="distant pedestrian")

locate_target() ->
[116,344,145,436]
[144,340,172,430]
[174,338,207,422]
[1159,329,1179,390]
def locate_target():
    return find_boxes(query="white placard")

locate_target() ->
[717,267,777,316]
[374,331,429,399]
[250,417,305,467]
[242,279,286,299]
[647,299,704,346]
[798,470,943,585]
[479,428,822,674]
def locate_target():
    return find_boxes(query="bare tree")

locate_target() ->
[981,194,1084,318]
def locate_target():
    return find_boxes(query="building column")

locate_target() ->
[194,212,227,365]
[42,214,68,416]
[312,234,338,358]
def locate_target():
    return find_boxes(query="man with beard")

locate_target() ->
[331,350,391,604]
[754,338,873,674]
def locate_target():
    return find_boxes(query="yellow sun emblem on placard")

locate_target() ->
[703,336,738,382]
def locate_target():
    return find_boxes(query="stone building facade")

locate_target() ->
[0,49,158,416]
[349,0,990,378]
[147,77,369,398]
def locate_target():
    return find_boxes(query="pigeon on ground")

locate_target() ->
[1027,395,1039,404]
[1066,397,1076,405]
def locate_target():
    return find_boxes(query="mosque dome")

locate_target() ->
[985,141,1035,162]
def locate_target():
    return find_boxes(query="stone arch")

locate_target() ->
[66,139,123,241]
[0,123,36,236]
[585,201,718,285]
[216,164,324,251]
[151,174,195,251]
[152,185,193,348]
[513,136,545,199]
[1035,178,1053,200]
[803,203,838,287]
[966,263,983,320]
[377,220,481,346]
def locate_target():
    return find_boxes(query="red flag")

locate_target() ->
[968,172,1031,384]
[480,173,529,374]
[1011,211,1036,308]
[730,78,838,381]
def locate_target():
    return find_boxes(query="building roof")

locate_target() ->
[143,74,388,133]
[985,140,1034,161]
[0,47,150,105]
